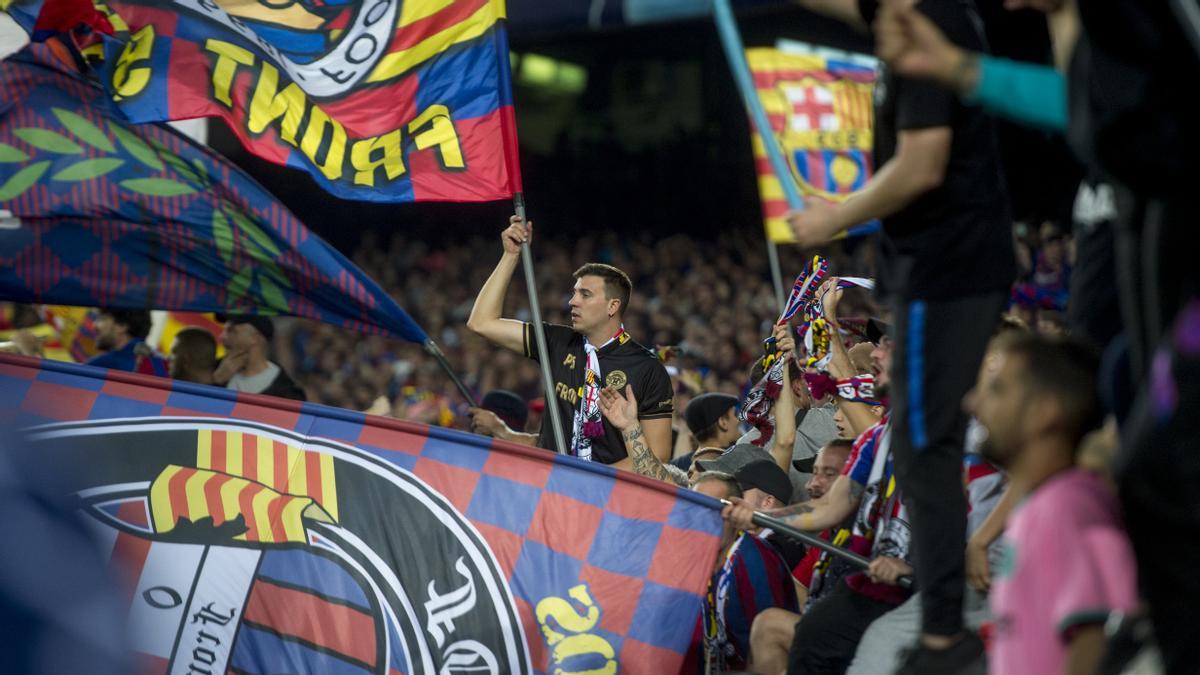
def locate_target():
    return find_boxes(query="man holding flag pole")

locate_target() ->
[468,215,675,468]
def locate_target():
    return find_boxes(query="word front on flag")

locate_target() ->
[29,0,524,202]
[747,48,876,243]
[1,353,723,674]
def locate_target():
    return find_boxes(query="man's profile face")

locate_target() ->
[569,275,616,334]
[967,351,1028,467]
[95,313,119,351]
[220,322,258,353]
[870,336,892,390]
[806,447,849,499]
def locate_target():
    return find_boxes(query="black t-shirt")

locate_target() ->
[860,0,1016,301]
[523,322,674,464]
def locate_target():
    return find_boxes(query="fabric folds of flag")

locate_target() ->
[0,46,428,342]
[4,0,523,202]
[2,353,725,674]
[746,47,876,243]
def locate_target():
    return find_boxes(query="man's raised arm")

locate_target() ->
[466,216,532,354]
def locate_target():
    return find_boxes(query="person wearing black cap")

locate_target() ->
[734,459,807,570]
[669,392,741,477]
[468,390,538,447]
[213,314,305,401]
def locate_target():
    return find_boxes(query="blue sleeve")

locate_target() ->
[966,56,1067,133]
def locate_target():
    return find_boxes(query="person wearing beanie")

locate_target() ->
[668,392,742,478]
[213,314,305,401]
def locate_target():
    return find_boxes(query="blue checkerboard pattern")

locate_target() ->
[0,355,725,673]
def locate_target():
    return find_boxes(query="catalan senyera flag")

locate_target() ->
[2,352,724,674]
[4,0,522,202]
[748,48,876,243]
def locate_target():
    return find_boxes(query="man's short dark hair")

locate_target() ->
[172,327,217,372]
[573,263,632,316]
[102,308,152,340]
[1000,334,1103,448]
[693,471,743,499]
[822,438,854,453]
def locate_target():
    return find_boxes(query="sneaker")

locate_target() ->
[894,631,987,675]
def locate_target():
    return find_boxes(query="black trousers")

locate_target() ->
[787,582,895,674]
[890,291,1007,637]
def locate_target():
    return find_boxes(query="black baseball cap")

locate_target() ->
[684,393,738,435]
[696,443,774,475]
[866,317,890,345]
[734,458,793,504]
[480,389,528,431]
[215,313,275,340]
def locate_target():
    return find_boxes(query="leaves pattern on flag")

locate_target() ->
[0,47,428,342]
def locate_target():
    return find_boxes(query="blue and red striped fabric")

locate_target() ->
[715,533,798,670]
[0,47,429,342]
[0,353,724,673]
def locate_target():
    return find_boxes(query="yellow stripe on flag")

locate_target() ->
[249,487,276,542]
[399,0,456,27]
[197,429,212,471]
[149,465,184,532]
[227,431,243,477]
[367,0,504,84]
[320,452,339,522]
[766,218,797,244]
[219,475,244,525]
[286,445,307,496]
[183,469,212,523]
[281,497,310,542]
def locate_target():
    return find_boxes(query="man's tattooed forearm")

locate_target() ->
[625,425,673,483]
[774,502,815,518]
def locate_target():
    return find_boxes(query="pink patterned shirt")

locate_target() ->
[990,469,1138,675]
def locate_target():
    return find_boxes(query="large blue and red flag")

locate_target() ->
[0,352,724,673]
[4,0,523,202]
[0,46,427,342]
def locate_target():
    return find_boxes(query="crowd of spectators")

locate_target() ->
[267,227,886,429]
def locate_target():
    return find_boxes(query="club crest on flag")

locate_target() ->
[26,417,529,674]
[746,47,878,242]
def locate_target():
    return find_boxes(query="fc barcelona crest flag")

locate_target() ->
[746,47,876,243]
[0,353,725,673]
[3,0,523,203]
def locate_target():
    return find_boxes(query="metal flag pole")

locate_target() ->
[422,339,478,408]
[720,499,914,590]
[712,0,793,313]
[513,192,569,455]
[712,0,880,313]
[766,240,786,313]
